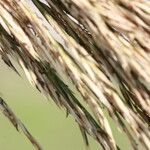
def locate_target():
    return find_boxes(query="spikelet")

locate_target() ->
[0,0,150,150]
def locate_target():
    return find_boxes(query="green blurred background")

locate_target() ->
[0,59,132,150]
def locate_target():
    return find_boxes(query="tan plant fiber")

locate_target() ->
[0,0,150,150]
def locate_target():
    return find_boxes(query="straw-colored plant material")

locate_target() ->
[0,0,150,150]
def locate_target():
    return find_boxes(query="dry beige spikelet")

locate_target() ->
[0,0,150,150]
